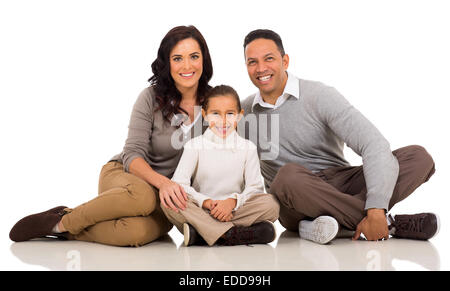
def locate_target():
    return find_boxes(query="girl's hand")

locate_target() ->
[159,179,188,213]
[222,213,233,222]
[202,199,214,210]
[210,198,236,221]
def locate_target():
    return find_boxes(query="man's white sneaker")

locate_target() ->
[298,216,339,244]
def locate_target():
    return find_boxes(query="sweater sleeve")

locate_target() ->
[171,141,211,208]
[226,142,265,210]
[121,88,154,173]
[314,85,399,211]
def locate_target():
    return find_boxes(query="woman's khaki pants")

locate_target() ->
[60,161,173,247]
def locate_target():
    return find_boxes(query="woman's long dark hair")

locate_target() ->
[148,25,213,123]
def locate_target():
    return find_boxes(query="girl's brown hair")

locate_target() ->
[203,85,241,112]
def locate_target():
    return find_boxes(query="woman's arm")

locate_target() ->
[121,88,154,173]
[129,157,170,189]
[129,157,187,212]
[122,89,187,211]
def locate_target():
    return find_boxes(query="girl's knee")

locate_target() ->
[258,194,280,222]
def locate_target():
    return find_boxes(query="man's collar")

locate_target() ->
[251,71,300,110]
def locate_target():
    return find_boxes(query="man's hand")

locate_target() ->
[210,198,236,222]
[353,208,389,241]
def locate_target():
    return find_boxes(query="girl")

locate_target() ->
[9,25,212,247]
[162,85,280,246]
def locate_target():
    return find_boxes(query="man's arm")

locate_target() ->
[314,84,399,240]
[314,84,399,211]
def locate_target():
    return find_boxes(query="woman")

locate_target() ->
[9,25,213,247]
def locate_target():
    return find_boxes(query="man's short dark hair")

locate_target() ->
[243,29,285,56]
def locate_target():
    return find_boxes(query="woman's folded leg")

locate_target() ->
[60,161,158,235]
[68,205,172,247]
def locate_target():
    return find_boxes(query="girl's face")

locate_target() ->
[202,95,244,138]
[170,38,203,93]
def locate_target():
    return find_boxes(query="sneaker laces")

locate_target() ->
[393,215,425,234]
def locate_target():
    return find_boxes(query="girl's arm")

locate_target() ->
[171,141,211,208]
[226,144,265,210]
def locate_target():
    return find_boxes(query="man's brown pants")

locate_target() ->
[60,161,173,247]
[269,145,436,231]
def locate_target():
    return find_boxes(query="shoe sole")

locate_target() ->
[299,216,339,244]
[183,223,190,246]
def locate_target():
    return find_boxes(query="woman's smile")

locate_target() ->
[180,72,195,78]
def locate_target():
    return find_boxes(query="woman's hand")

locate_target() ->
[158,179,188,213]
[210,198,236,222]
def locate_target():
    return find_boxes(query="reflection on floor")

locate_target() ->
[9,223,440,271]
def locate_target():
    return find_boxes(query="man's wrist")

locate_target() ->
[367,208,386,218]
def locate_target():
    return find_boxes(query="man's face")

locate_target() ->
[244,38,289,99]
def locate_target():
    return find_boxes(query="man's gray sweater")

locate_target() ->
[240,76,399,210]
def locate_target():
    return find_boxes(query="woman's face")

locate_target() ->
[170,38,203,93]
[202,95,244,138]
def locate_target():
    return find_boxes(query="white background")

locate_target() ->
[1,0,449,270]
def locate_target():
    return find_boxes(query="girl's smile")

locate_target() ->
[214,124,232,136]
[202,94,244,138]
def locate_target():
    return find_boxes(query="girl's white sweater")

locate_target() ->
[171,128,265,210]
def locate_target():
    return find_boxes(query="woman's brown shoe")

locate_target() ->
[9,206,68,242]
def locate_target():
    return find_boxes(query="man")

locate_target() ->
[239,29,439,244]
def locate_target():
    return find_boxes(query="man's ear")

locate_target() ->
[282,53,289,70]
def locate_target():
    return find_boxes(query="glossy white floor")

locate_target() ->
[3,219,446,271]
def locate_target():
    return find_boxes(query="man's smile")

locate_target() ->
[256,74,273,84]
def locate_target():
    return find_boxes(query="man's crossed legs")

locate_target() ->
[270,145,439,244]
